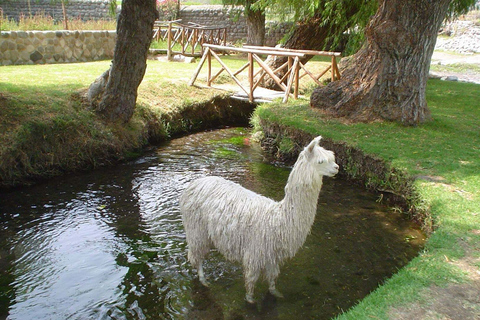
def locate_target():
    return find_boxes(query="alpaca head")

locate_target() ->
[303,136,339,178]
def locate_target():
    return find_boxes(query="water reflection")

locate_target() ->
[0,128,424,319]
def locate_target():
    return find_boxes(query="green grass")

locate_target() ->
[253,79,480,319]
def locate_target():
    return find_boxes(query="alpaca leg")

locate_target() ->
[186,229,211,286]
[244,267,260,304]
[197,260,209,287]
[266,263,284,298]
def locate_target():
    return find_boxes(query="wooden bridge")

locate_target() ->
[152,20,227,59]
[189,44,341,103]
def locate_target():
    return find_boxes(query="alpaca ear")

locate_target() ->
[307,136,322,153]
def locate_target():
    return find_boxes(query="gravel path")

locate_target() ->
[431,13,480,84]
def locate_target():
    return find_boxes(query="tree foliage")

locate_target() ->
[256,0,476,54]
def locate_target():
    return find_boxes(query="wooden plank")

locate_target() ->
[232,87,285,103]
[188,47,210,86]
[252,54,287,91]
[204,44,305,57]
[210,49,250,96]
[299,61,323,86]
[243,45,341,57]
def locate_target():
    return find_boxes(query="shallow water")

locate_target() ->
[0,128,424,320]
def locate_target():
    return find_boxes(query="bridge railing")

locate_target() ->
[189,44,341,103]
[152,20,227,59]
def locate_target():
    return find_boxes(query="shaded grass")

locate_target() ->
[253,79,480,319]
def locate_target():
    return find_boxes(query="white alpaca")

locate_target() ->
[179,136,339,303]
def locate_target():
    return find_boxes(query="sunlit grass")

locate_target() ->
[253,79,480,319]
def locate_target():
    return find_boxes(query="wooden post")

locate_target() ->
[207,48,212,86]
[61,0,69,30]
[167,22,173,61]
[248,52,254,102]
[192,29,197,56]
[332,56,341,80]
[283,57,299,103]
[181,26,185,55]
[331,56,336,82]
[294,57,300,99]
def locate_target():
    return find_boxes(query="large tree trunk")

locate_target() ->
[96,0,157,123]
[310,0,451,125]
[245,0,265,46]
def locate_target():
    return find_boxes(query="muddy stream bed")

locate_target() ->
[0,128,424,319]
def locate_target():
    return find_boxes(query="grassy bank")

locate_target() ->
[253,79,480,319]
[0,57,253,187]
[0,55,332,187]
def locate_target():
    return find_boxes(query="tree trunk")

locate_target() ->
[245,0,265,46]
[61,0,69,30]
[310,0,451,125]
[96,0,157,123]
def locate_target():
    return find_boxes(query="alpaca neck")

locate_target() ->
[277,160,324,257]
[282,157,324,215]
[281,177,323,221]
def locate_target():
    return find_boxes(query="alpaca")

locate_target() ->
[179,136,339,303]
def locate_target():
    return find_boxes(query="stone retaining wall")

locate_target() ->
[0,30,115,65]
[178,5,290,46]
[0,5,290,65]
[0,0,112,22]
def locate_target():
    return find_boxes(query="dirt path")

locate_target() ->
[430,51,480,84]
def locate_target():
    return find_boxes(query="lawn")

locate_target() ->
[253,79,480,319]
[0,56,479,318]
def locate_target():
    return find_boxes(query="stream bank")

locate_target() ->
[0,93,255,189]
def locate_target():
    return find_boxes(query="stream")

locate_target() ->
[0,128,424,320]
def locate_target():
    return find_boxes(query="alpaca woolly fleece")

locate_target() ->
[180,136,339,303]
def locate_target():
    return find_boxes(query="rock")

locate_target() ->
[441,75,459,81]
[86,68,110,104]
[30,50,43,62]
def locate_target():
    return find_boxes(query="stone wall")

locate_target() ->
[178,5,290,46]
[0,5,290,65]
[0,30,115,65]
[0,0,112,22]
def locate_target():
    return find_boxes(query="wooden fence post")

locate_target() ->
[167,22,173,61]
[248,52,254,102]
